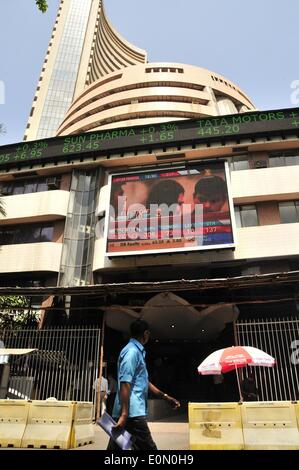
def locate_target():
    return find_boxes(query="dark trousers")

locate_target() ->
[107,416,157,451]
[106,392,116,416]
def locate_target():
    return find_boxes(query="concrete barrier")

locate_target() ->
[241,401,299,450]
[71,402,94,448]
[21,399,75,449]
[188,402,244,450]
[0,399,30,448]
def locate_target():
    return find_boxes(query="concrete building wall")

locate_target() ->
[257,201,280,226]
[93,222,299,271]
[0,190,70,225]
[0,243,63,273]
[231,166,299,203]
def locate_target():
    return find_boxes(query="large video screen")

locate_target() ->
[105,161,235,256]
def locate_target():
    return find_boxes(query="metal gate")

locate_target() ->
[235,317,299,401]
[1,326,101,405]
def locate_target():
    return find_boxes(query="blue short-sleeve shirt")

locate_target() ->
[112,338,148,418]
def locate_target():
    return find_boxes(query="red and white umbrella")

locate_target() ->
[197,346,276,401]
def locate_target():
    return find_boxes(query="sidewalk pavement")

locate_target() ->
[74,421,189,450]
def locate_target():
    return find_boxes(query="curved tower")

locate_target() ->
[25,0,254,141]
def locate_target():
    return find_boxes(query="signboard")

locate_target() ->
[0,107,299,168]
[105,161,235,256]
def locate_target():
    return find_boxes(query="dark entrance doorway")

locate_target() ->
[103,320,238,421]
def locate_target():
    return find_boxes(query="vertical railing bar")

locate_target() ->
[51,327,59,400]
[74,325,82,402]
[63,325,70,400]
[64,325,72,401]
[272,319,283,401]
[276,318,288,400]
[289,317,299,399]
[50,327,58,398]
[260,318,272,401]
[295,318,299,399]
[265,317,278,401]
[26,327,36,400]
[69,323,77,402]
[38,328,47,400]
[265,317,276,401]
[19,328,28,399]
[279,316,292,400]
[37,327,46,400]
[253,318,265,401]
[94,327,101,418]
[78,325,85,402]
[56,325,64,400]
[291,318,299,398]
[42,327,51,400]
[82,327,87,401]
[240,320,248,384]
[284,316,296,401]
[271,319,283,401]
[84,327,92,402]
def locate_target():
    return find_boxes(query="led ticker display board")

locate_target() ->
[105,161,235,256]
[0,107,299,168]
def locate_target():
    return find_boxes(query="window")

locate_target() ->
[235,205,259,227]
[24,181,37,194]
[279,201,299,224]
[40,226,54,242]
[0,176,61,196]
[269,151,299,167]
[0,224,54,245]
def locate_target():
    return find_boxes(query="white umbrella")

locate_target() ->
[198,345,275,401]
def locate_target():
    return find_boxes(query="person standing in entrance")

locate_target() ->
[241,371,259,401]
[107,319,180,450]
[93,375,108,416]
[106,372,117,416]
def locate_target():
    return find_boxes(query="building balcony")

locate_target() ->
[232,166,299,203]
[0,242,62,273]
[0,190,70,225]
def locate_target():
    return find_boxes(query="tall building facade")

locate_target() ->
[24,0,147,140]
[1,1,299,405]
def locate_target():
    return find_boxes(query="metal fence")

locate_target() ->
[236,317,299,401]
[1,326,101,406]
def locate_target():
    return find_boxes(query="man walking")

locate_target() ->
[107,319,180,450]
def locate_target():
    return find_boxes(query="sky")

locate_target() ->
[0,0,298,146]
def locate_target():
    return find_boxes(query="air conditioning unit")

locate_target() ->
[46,177,59,189]
[254,160,267,169]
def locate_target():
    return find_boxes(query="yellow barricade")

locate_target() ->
[296,402,299,430]
[0,400,30,448]
[188,402,244,450]
[21,399,75,449]
[241,401,299,450]
[71,402,94,448]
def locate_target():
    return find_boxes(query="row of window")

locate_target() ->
[145,67,184,74]
[228,152,299,171]
[0,177,61,196]
[0,225,54,246]
[235,201,299,227]
[0,201,298,246]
